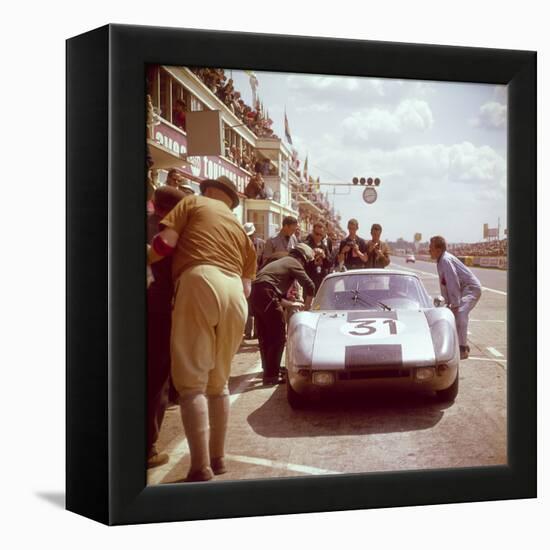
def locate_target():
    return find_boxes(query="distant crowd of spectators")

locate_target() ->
[450,239,508,257]
[190,68,278,139]
[419,239,508,257]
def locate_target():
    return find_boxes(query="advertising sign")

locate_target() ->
[153,121,250,193]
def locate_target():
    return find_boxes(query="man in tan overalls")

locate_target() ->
[148,176,257,482]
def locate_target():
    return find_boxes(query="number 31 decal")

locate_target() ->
[349,319,397,336]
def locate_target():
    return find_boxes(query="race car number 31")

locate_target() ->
[342,318,401,337]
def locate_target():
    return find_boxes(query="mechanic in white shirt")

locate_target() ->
[429,235,482,360]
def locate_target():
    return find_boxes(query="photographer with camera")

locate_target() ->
[303,222,332,294]
[336,218,368,270]
[365,223,391,268]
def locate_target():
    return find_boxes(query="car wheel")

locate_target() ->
[435,370,459,402]
[287,380,308,409]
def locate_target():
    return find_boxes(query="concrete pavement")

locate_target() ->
[148,265,507,485]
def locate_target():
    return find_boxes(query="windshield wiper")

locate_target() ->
[351,285,392,311]
[376,299,392,311]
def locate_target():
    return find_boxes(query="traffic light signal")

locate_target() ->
[352,176,382,186]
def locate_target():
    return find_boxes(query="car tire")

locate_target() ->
[287,380,308,409]
[435,370,459,402]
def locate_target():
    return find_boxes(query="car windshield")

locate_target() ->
[313,273,431,311]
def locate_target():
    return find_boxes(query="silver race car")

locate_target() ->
[285,269,459,408]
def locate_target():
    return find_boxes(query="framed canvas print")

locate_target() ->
[66,24,536,525]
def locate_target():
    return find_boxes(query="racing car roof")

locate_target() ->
[324,269,420,281]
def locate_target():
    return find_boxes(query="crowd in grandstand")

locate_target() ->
[190,67,278,139]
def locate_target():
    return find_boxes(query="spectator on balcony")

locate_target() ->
[254,157,265,174]
[241,150,252,172]
[336,218,368,270]
[244,173,266,199]
[236,97,246,116]
[217,78,234,105]
[263,216,299,259]
[365,223,391,268]
[172,99,187,131]
[229,146,241,166]
[260,158,271,175]
[243,105,254,124]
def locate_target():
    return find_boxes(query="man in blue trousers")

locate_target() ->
[429,235,482,360]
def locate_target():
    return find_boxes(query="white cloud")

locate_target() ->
[472,101,507,129]
[285,73,399,107]
[341,99,434,149]
[305,136,505,198]
[396,99,434,131]
[493,85,508,104]
[447,142,505,184]
[296,103,333,113]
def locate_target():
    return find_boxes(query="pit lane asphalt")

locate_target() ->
[148,260,507,485]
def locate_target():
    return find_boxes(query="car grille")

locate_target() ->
[338,368,411,380]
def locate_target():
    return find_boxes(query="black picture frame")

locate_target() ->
[66,24,536,526]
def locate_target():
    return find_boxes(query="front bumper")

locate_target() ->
[288,363,457,397]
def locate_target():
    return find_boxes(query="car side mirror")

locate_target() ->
[433,296,445,307]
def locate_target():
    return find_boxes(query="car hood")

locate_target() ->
[311,309,436,370]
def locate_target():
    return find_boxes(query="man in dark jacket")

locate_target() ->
[336,218,368,270]
[365,223,391,268]
[250,243,316,385]
[303,222,332,294]
[146,186,185,468]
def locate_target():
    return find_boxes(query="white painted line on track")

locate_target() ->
[468,356,507,363]
[393,264,507,296]
[487,347,504,358]
[481,287,507,296]
[391,265,438,279]
[225,454,341,476]
[148,358,263,486]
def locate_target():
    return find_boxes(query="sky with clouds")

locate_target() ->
[229,69,507,243]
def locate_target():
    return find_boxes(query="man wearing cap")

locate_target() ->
[250,244,316,385]
[429,235,482,360]
[243,222,265,340]
[148,176,257,482]
[177,182,196,196]
[365,223,391,268]
[243,222,265,267]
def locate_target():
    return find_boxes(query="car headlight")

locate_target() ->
[312,372,335,386]
[436,364,450,376]
[415,367,435,381]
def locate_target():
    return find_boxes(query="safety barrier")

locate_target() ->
[394,254,507,270]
